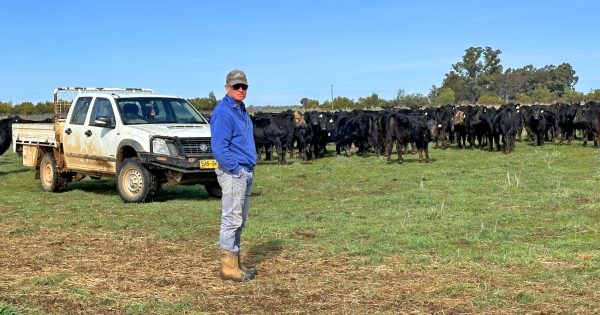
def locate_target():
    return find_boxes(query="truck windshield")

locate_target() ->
[117,97,208,125]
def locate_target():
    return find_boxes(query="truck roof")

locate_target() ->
[76,93,182,99]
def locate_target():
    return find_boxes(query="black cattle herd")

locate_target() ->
[237,100,600,164]
[1,101,600,163]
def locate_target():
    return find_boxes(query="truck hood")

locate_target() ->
[126,124,211,138]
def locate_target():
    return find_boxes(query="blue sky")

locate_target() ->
[1,1,599,106]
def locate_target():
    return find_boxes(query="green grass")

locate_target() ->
[1,140,600,313]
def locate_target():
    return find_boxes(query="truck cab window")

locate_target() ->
[90,97,115,127]
[70,97,92,125]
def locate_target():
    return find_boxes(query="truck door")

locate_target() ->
[83,97,118,173]
[62,97,92,170]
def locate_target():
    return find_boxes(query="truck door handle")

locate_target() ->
[65,128,72,135]
[85,130,92,137]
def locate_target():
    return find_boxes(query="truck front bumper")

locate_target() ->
[139,153,218,185]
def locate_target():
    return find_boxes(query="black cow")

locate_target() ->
[331,109,373,157]
[304,111,333,159]
[372,109,394,155]
[573,101,600,147]
[472,106,498,151]
[528,105,549,146]
[0,116,19,156]
[557,103,579,145]
[434,105,454,149]
[386,113,431,163]
[494,104,520,153]
[451,109,467,149]
[0,115,52,157]
[252,110,306,164]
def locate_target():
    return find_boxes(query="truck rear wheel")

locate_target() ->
[40,152,68,192]
[117,158,159,203]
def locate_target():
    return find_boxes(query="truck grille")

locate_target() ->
[178,138,212,155]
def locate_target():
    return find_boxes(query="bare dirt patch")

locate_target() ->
[1,225,598,314]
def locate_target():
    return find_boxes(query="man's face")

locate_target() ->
[226,84,248,103]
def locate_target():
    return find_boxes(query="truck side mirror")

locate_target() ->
[93,116,115,128]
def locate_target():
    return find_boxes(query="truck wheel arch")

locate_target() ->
[117,140,144,165]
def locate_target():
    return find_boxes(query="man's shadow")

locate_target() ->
[245,239,284,267]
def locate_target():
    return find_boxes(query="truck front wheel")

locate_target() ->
[117,158,159,203]
[204,182,222,198]
[40,152,68,192]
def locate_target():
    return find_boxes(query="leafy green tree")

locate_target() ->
[587,89,600,101]
[515,93,532,105]
[539,63,578,96]
[300,97,320,109]
[443,46,503,102]
[428,85,440,103]
[433,88,455,106]
[560,89,585,104]
[0,101,13,116]
[531,86,555,104]
[332,96,355,110]
[34,101,53,114]
[188,92,218,111]
[13,102,35,115]
[399,93,429,108]
[477,94,504,106]
[357,93,383,109]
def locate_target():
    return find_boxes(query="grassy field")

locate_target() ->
[1,139,600,314]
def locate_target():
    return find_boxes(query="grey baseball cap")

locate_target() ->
[226,69,248,86]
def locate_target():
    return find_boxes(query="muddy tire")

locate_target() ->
[117,158,159,203]
[205,182,222,198]
[39,152,68,192]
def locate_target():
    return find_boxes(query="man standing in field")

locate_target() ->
[210,69,258,282]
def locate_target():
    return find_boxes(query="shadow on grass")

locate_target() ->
[66,179,119,196]
[246,239,284,267]
[0,168,30,177]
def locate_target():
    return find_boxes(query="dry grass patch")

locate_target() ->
[2,224,599,314]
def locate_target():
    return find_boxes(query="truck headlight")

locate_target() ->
[152,138,171,155]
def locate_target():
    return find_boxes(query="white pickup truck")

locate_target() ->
[12,87,221,202]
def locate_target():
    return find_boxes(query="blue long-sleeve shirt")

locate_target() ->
[210,95,257,174]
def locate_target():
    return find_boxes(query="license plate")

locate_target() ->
[200,159,218,169]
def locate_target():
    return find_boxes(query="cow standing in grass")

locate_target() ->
[386,113,431,163]
[0,116,18,157]
[495,104,520,153]
[573,101,600,147]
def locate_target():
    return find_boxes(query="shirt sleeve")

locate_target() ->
[210,108,242,174]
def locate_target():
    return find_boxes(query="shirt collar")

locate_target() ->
[224,95,246,112]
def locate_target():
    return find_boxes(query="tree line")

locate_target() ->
[3,46,600,116]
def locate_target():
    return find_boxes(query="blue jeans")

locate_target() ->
[216,167,253,253]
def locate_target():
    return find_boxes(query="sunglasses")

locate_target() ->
[231,84,248,91]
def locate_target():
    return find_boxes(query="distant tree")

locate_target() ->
[587,89,600,101]
[332,96,355,110]
[0,101,12,115]
[33,101,53,114]
[531,86,555,104]
[515,93,532,105]
[539,63,579,97]
[13,102,35,115]
[560,89,585,104]
[477,94,504,106]
[300,97,320,109]
[443,46,503,103]
[428,85,440,103]
[188,92,218,111]
[399,93,429,108]
[357,93,383,109]
[433,88,455,106]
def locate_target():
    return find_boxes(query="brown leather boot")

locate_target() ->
[220,249,255,282]
[238,252,258,276]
